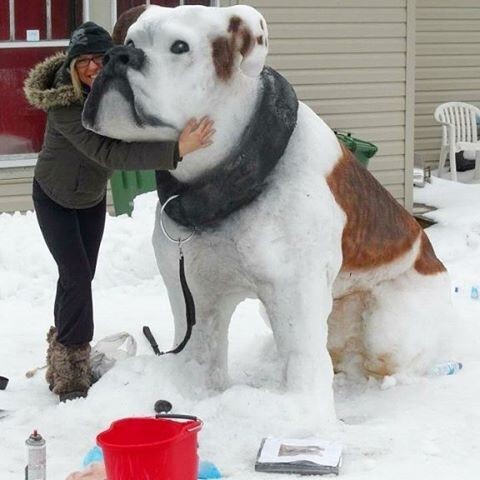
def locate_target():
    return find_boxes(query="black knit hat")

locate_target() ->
[66,21,113,64]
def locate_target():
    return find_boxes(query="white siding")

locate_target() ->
[0,166,114,214]
[415,0,480,169]
[228,0,415,208]
[0,166,36,213]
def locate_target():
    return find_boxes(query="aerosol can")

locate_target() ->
[25,430,46,480]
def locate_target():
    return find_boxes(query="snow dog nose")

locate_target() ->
[103,45,145,72]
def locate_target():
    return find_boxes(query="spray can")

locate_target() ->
[429,361,463,376]
[25,430,46,480]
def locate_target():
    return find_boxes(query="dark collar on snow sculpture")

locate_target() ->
[155,66,298,229]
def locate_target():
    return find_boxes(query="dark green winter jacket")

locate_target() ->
[24,52,180,209]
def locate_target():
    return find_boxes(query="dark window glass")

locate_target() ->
[14,0,46,41]
[150,0,180,6]
[117,0,150,16]
[0,1,9,40]
[52,0,83,39]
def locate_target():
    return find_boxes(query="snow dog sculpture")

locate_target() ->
[83,5,452,422]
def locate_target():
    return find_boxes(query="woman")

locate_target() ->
[24,22,214,402]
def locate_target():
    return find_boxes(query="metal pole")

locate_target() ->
[9,0,15,40]
[46,0,52,40]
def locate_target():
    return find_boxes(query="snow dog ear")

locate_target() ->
[212,5,268,80]
[228,5,269,77]
[112,5,148,45]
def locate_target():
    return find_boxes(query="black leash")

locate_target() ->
[142,326,160,355]
[143,198,197,356]
[169,246,196,353]
[143,247,196,355]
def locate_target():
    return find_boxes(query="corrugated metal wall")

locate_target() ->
[231,0,415,208]
[415,0,480,170]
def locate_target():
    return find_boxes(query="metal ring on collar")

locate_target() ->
[159,195,196,244]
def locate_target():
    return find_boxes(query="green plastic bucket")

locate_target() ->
[334,130,378,167]
[110,170,156,216]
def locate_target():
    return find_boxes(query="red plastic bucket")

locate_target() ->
[97,415,202,480]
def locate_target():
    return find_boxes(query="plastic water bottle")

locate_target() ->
[471,287,479,299]
[429,361,463,376]
[25,430,46,480]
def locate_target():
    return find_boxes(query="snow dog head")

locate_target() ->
[83,4,268,143]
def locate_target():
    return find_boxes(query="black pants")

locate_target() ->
[32,180,106,346]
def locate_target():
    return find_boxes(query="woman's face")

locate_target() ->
[75,54,104,88]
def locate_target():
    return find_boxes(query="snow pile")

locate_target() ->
[0,184,479,479]
[416,177,480,359]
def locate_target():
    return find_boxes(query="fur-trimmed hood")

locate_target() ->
[24,52,82,111]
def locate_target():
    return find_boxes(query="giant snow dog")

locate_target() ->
[83,5,452,422]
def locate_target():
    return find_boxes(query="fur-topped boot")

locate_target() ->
[45,326,57,391]
[46,327,92,402]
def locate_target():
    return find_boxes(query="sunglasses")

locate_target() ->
[76,54,104,68]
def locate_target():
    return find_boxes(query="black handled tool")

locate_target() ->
[143,326,161,355]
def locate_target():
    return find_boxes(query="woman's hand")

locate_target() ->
[178,117,215,158]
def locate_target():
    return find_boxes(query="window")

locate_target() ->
[1,0,83,42]
[0,0,216,159]
[0,1,83,158]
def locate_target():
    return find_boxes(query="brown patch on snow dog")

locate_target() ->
[415,232,446,275]
[212,16,254,81]
[326,145,446,377]
[327,145,446,275]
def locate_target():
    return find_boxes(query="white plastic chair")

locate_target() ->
[434,102,480,181]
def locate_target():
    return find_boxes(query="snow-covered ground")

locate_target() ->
[1,179,479,479]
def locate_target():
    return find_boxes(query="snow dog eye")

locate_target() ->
[170,40,190,54]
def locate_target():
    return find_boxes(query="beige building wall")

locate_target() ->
[0,165,114,213]
[415,0,480,170]
[0,165,36,213]
[229,0,415,209]
[89,0,116,32]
